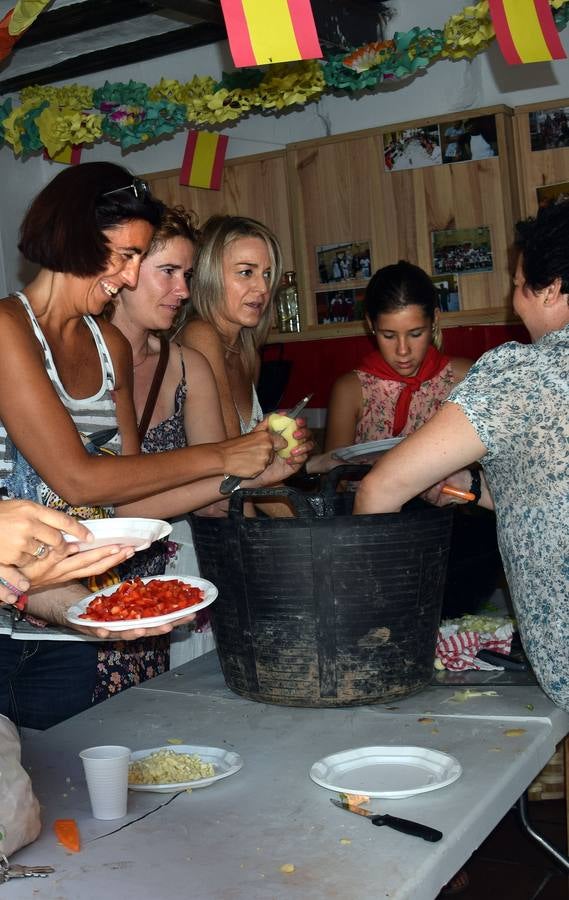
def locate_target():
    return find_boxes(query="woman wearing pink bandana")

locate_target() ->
[325,260,472,449]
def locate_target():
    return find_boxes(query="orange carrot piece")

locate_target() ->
[53,818,81,852]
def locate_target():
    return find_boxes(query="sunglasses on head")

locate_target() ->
[102,177,149,200]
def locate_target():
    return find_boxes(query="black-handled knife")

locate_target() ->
[219,394,313,496]
[330,798,443,842]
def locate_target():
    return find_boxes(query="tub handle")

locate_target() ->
[321,464,371,496]
[228,486,316,519]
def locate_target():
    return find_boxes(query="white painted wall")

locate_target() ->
[1,0,569,292]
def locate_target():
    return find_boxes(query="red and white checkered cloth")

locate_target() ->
[436,622,514,671]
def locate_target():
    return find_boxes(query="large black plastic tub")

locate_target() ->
[191,486,453,707]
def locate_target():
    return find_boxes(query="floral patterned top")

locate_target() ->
[355,362,455,441]
[449,325,569,712]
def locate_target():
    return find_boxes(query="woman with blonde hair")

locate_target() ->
[178,214,287,439]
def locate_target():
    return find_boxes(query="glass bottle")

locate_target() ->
[276,271,301,333]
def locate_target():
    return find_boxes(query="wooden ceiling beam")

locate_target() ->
[155,1,224,26]
[15,0,157,49]
[0,21,226,95]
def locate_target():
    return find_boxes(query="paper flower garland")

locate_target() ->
[0,0,568,159]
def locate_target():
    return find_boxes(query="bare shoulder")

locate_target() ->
[96,318,132,361]
[178,318,220,351]
[449,356,474,384]
[177,343,215,380]
[329,370,361,404]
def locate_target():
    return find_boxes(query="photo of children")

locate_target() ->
[432,227,493,276]
[530,107,569,151]
[536,181,569,209]
[441,115,498,163]
[431,274,461,312]
[383,125,442,171]
[316,288,366,325]
[316,240,372,285]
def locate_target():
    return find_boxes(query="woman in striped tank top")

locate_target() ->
[0,163,300,729]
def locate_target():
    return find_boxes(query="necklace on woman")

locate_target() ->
[223,341,240,358]
[133,343,150,368]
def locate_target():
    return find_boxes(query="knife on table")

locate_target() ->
[330,798,443,842]
[219,394,313,496]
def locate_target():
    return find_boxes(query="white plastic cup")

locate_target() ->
[79,745,131,820]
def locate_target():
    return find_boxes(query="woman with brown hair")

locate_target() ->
[0,164,286,726]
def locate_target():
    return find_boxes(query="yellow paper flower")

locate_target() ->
[442,1,495,60]
[21,84,94,110]
[37,105,103,157]
[2,98,39,153]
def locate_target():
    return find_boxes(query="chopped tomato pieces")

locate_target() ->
[79,578,204,622]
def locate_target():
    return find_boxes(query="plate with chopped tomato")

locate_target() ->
[65,575,217,631]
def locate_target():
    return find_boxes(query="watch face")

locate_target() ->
[220,475,241,495]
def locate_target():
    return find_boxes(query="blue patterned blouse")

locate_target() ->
[448,324,569,711]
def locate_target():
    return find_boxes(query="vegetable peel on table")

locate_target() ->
[446,690,499,703]
[504,728,526,737]
[339,792,369,810]
[53,818,81,852]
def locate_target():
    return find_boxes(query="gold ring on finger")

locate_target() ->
[32,542,49,559]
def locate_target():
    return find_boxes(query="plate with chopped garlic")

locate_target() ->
[128,745,243,792]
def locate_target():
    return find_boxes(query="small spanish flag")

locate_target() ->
[179,130,228,191]
[489,0,567,64]
[43,144,82,165]
[220,0,322,67]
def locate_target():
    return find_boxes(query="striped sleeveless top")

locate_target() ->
[0,291,121,496]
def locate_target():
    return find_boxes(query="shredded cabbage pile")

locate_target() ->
[129,749,215,784]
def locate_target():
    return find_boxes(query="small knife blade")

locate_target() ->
[330,798,442,842]
[219,394,313,495]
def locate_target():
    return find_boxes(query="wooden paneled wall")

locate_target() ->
[513,97,569,218]
[144,103,544,342]
[146,150,294,270]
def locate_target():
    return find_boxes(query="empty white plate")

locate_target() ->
[63,517,172,551]
[332,438,404,464]
[310,746,462,799]
[128,745,243,793]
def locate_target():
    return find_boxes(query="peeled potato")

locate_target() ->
[268,413,300,459]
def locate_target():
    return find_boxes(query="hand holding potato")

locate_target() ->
[267,413,301,459]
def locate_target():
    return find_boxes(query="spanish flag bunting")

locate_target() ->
[179,131,228,190]
[220,0,322,67]
[488,0,566,64]
[0,9,19,61]
[43,144,82,165]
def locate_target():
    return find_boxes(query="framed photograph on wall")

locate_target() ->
[432,226,493,276]
[431,274,461,312]
[383,125,442,171]
[529,107,569,151]
[316,240,372,285]
[316,287,366,325]
[441,114,498,163]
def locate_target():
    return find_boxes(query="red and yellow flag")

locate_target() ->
[220,0,322,67]
[43,145,82,165]
[489,0,567,64]
[179,131,228,190]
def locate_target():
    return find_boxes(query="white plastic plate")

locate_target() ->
[128,744,243,793]
[63,517,172,552]
[65,575,217,631]
[332,438,404,464]
[310,745,462,799]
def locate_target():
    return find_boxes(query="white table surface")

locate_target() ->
[13,652,569,900]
